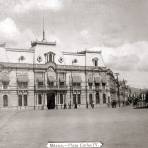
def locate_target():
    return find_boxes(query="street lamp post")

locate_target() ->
[115,73,120,107]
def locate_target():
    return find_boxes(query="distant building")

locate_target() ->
[118,80,129,106]
[0,37,122,110]
[129,87,148,107]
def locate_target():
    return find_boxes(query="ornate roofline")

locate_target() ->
[31,40,56,47]
[0,62,108,72]
[6,48,34,53]
[63,50,102,56]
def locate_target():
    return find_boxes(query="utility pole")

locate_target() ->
[115,73,120,107]
[84,50,88,108]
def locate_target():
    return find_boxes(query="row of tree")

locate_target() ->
[128,91,148,108]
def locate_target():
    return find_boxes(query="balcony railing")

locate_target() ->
[17,86,28,90]
[35,85,46,90]
[95,86,101,91]
[35,85,68,90]
[58,85,68,90]
[72,86,81,90]
[47,85,58,90]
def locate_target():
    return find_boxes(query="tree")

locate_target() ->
[145,91,148,103]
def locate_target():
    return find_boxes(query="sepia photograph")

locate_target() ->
[0,0,148,148]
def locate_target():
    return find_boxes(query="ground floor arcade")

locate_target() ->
[0,89,111,110]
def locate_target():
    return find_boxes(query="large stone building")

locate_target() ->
[0,37,119,110]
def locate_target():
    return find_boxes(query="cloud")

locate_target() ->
[0,18,20,40]
[101,41,148,72]
[0,17,35,48]
[14,0,63,13]
[107,54,140,71]
[80,29,89,38]
[138,54,148,71]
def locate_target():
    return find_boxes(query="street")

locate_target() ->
[0,107,148,148]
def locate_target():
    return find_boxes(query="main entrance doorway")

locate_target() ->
[47,93,55,109]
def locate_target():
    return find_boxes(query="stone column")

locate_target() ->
[99,91,103,105]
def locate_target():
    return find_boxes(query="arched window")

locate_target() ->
[44,52,55,63]
[92,57,98,67]
[18,56,25,63]
[3,95,8,107]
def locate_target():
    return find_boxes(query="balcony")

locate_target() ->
[35,85,46,91]
[72,86,81,90]
[58,85,67,90]
[95,86,102,91]
[17,86,28,90]
[46,85,58,90]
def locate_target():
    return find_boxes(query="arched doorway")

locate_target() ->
[47,93,55,109]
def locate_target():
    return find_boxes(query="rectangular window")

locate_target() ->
[96,93,100,104]
[59,82,65,87]
[60,94,63,104]
[88,83,93,89]
[18,82,28,88]
[48,82,54,87]
[102,83,106,89]
[24,95,28,106]
[89,94,93,104]
[18,95,22,106]
[77,94,81,104]
[2,82,9,89]
[23,82,28,88]
[103,94,106,104]
[73,94,76,104]
[95,83,100,89]
[38,94,42,105]
[3,95,8,107]
[72,83,81,88]
[38,82,44,88]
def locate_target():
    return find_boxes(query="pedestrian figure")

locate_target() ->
[111,101,116,108]
[64,103,67,109]
[86,102,88,109]
[92,102,94,109]
[91,101,94,109]
[93,102,94,108]
[74,103,77,109]
[123,101,125,106]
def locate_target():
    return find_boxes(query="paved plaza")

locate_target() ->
[0,107,148,148]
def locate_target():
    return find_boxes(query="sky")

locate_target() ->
[0,0,148,88]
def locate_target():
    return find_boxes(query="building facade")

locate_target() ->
[128,87,148,107]
[0,39,119,110]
